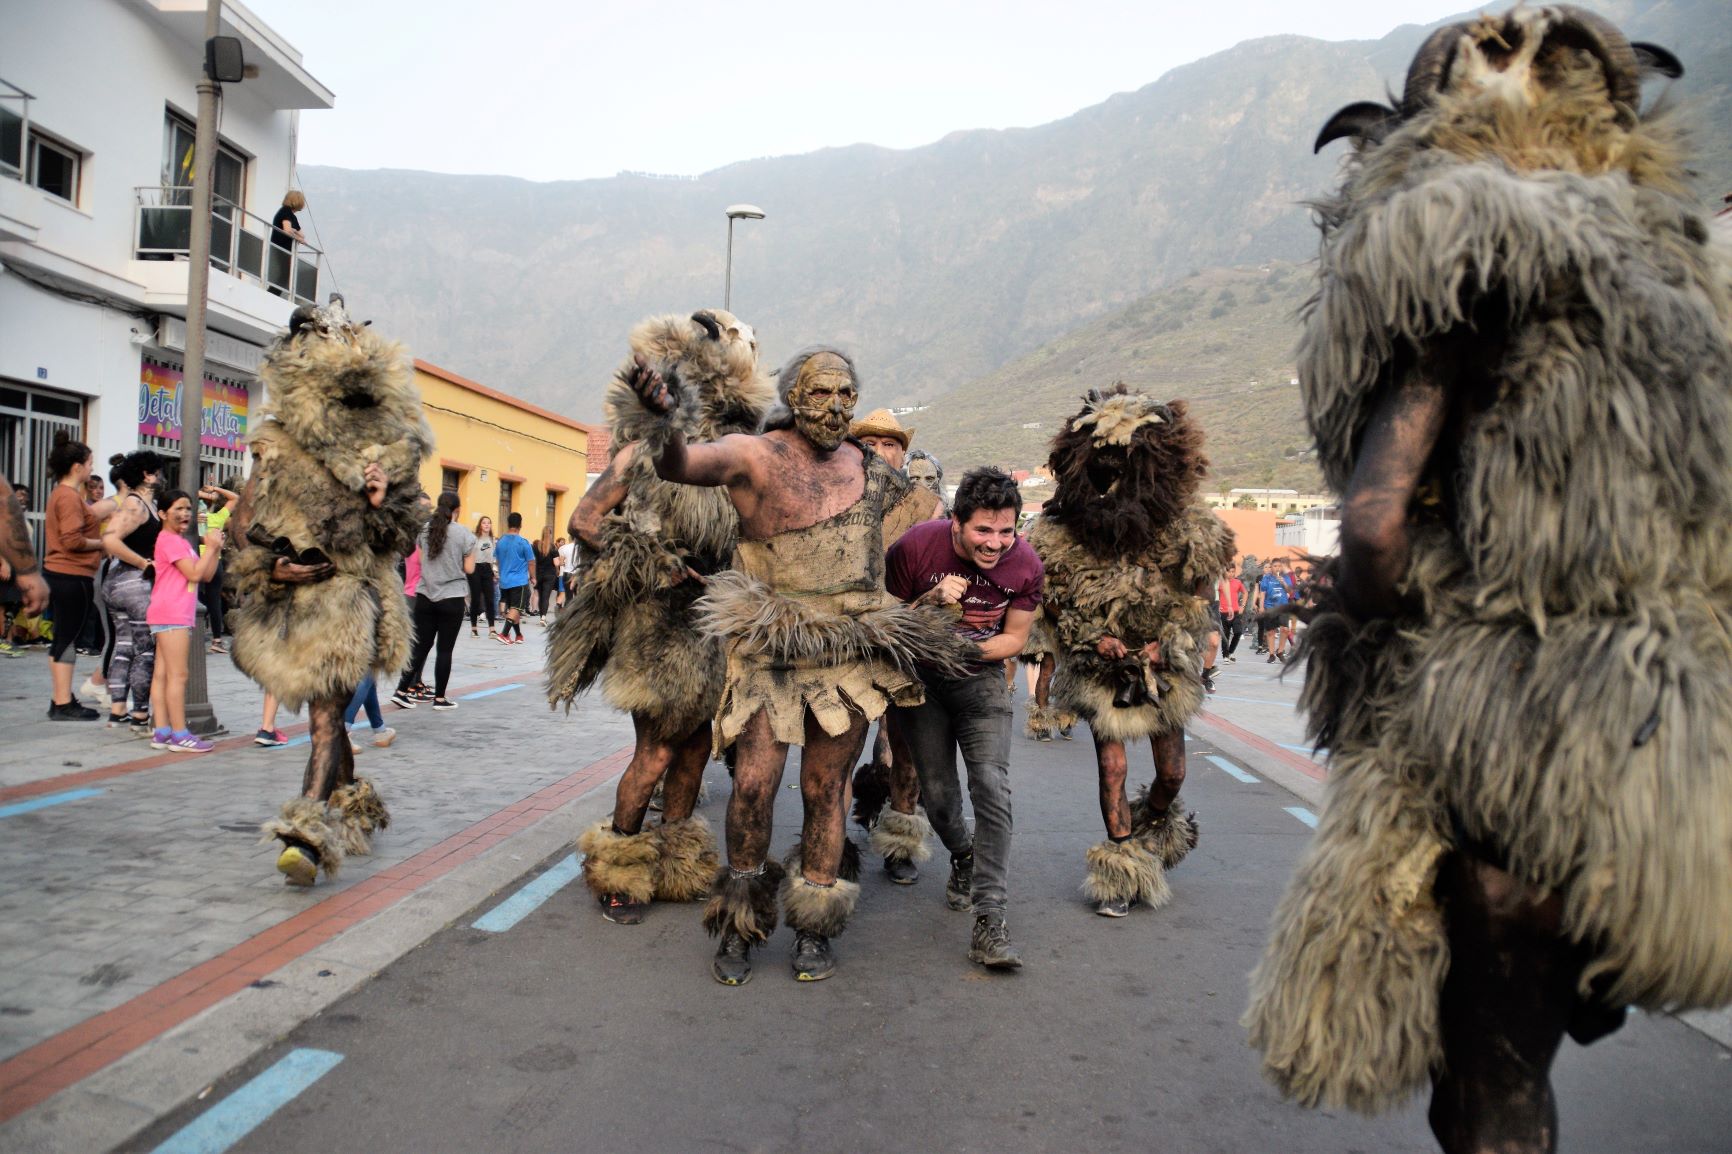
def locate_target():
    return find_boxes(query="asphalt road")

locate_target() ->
[127,713,1732,1154]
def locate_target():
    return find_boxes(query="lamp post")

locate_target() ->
[724,204,765,311]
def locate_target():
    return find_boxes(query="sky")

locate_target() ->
[246,0,1474,184]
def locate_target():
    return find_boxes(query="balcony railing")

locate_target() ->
[134,186,321,306]
[0,78,31,181]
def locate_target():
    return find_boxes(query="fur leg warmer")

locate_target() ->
[781,863,862,939]
[1025,703,1056,740]
[869,808,934,865]
[578,821,659,903]
[703,860,787,943]
[261,797,345,879]
[652,815,720,902]
[850,757,892,830]
[1133,787,1199,869]
[329,777,390,858]
[1082,837,1169,910]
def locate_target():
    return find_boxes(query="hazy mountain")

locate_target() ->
[299,0,1729,448]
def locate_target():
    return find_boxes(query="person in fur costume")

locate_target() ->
[1241,8,1731,1152]
[1016,519,1076,743]
[228,301,432,886]
[549,310,774,925]
[631,346,977,985]
[1027,386,1235,919]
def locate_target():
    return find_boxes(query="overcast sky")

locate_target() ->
[246,0,1471,183]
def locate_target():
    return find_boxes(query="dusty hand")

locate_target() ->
[17,571,48,616]
[1141,639,1163,666]
[627,354,675,415]
[1096,635,1128,660]
[928,574,969,606]
[272,557,335,585]
[362,462,387,509]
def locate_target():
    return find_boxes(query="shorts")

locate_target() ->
[500,584,531,613]
[150,623,190,635]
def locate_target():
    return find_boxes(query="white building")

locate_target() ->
[1,0,330,544]
[1276,504,1341,556]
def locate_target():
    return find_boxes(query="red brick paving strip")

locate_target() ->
[0,672,543,805]
[0,742,631,1122]
[1192,708,1327,783]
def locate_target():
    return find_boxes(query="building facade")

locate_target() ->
[414,361,592,542]
[2,0,330,549]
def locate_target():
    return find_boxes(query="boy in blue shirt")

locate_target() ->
[1255,558,1292,663]
[493,512,535,644]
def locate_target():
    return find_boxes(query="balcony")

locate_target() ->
[135,186,321,306]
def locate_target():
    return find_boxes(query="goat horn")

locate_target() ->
[1545,5,1642,117]
[689,310,722,341]
[1631,41,1683,81]
[1401,22,1470,116]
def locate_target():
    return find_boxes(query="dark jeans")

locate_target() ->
[467,564,496,627]
[898,666,1015,913]
[397,594,465,696]
[44,570,95,665]
[1220,612,1243,657]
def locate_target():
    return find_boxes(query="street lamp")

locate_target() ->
[724,204,765,311]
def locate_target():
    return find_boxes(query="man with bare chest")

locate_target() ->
[635,346,975,984]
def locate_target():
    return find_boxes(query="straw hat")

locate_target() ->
[849,408,913,448]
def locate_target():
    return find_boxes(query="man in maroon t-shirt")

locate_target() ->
[886,466,1042,970]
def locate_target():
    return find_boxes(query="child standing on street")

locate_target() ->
[147,490,223,752]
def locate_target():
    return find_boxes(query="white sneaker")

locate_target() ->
[350,737,362,754]
[82,676,111,706]
[371,726,397,748]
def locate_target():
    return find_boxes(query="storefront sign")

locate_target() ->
[138,359,249,451]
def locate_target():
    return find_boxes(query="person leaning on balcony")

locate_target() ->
[269,191,307,295]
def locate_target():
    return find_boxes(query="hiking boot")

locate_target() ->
[1095,896,1132,918]
[884,855,919,886]
[791,930,836,981]
[277,843,320,887]
[945,850,974,912]
[712,929,753,986]
[1058,724,1075,740]
[968,912,1024,970]
[600,893,647,925]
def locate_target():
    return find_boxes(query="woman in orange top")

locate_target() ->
[43,432,112,719]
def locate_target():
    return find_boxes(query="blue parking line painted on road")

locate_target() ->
[281,734,310,748]
[473,853,584,933]
[1205,754,1259,784]
[0,787,106,819]
[459,682,526,701]
[1284,806,1319,829]
[151,1047,343,1154]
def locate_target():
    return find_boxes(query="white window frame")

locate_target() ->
[26,128,81,205]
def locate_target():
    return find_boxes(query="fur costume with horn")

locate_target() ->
[1028,386,1235,909]
[1245,5,1732,1115]
[548,310,775,910]
[231,301,432,883]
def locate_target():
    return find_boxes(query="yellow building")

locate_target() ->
[412,359,593,540]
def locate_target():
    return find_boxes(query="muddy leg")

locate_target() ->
[725,709,790,869]
[1144,728,1187,815]
[1035,654,1054,710]
[886,711,921,816]
[1428,853,1582,1154]
[1093,733,1133,839]
[612,714,677,835]
[658,721,713,824]
[798,713,870,884]
[301,695,354,801]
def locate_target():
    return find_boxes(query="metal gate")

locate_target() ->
[0,380,85,564]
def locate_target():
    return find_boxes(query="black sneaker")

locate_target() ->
[712,929,753,986]
[1095,896,1132,918]
[411,683,436,701]
[1202,667,1217,694]
[47,699,100,721]
[389,690,418,710]
[884,855,919,886]
[968,912,1024,969]
[945,850,974,912]
[431,697,459,711]
[600,893,646,925]
[791,930,836,981]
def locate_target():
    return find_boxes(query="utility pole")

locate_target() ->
[177,0,226,736]
[723,204,765,311]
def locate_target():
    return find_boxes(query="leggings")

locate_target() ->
[44,571,95,665]
[467,564,496,628]
[535,576,555,618]
[398,594,466,697]
[1220,612,1244,658]
[104,565,157,712]
[200,556,226,635]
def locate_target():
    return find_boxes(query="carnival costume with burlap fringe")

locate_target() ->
[1028,388,1235,908]
[694,449,976,943]
[546,311,773,906]
[1244,11,1732,1114]
[235,304,432,882]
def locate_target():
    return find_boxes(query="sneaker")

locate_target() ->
[390,690,418,710]
[151,727,173,749]
[496,632,514,646]
[411,683,436,701]
[0,641,22,658]
[1095,896,1132,918]
[1202,667,1217,694]
[945,850,974,912]
[254,728,288,747]
[129,716,154,738]
[432,697,459,711]
[276,843,320,887]
[1225,654,1237,664]
[1267,652,1278,663]
[1059,724,1075,740]
[371,726,397,748]
[167,732,214,753]
[82,676,110,704]
[712,929,753,986]
[47,699,101,721]
[471,625,479,638]
[107,711,130,728]
[884,855,919,886]
[791,930,836,981]
[600,893,647,925]
[968,912,1024,969]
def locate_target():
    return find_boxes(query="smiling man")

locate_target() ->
[886,466,1042,970]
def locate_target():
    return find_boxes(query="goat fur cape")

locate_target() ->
[1244,57,1732,1113]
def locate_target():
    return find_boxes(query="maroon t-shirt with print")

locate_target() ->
[885,518,1044,674]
